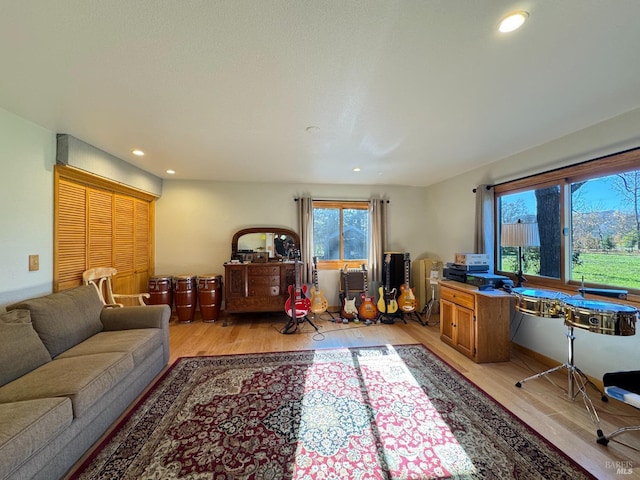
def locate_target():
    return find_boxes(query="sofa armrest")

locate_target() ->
[100,305,170,331]
[101,305,171,365]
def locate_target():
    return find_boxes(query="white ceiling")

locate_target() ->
[2,1,640,187]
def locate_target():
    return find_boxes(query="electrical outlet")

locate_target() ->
[29,254,39,271]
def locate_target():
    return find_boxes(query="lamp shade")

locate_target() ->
[501,222,540,247]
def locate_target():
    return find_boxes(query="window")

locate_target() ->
[495,148,640,293]
[312,200,369,268]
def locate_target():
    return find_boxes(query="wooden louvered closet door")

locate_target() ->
[54,165,155,298]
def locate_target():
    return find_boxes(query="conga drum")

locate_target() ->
[146,275,173,309]
[174,275,197,323]
[198,274,223,322]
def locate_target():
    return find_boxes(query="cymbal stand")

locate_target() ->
[515,324,607,438]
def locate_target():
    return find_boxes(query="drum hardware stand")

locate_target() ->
[515,324,608,438]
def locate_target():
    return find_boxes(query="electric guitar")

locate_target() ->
[358,264,378,321]
[377,254,398,314]
[340,264,358,320]
[285,258,311,319]
[398,252,418,312]
[309,256,328,314]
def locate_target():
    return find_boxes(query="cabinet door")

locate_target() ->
[440,299,455,346]
[226,266,246,298]
[454,306,475,359]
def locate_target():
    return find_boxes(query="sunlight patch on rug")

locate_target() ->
[71,344,594,479]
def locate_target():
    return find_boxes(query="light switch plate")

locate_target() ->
[29,254,39,271]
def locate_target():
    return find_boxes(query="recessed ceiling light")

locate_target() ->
[166,169,175,175]
[131,149,145,156]
[498,11,528,33]
[353,167,361,172]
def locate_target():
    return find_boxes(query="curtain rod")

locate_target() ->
[472,185,493,193]
[472,145,640,193]
[294,198,390,203]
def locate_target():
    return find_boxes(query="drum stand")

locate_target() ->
[515,325,608,438]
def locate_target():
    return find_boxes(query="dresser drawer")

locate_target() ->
[248,275,280,286]
[248,286,280,296]
[250,266,281,276]
[441,287,475,310]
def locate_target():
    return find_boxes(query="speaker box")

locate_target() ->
[412,258,442,313]
[339,268,367,293]
[382,252,405,297]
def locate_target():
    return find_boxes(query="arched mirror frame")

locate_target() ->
[231,227,300,260]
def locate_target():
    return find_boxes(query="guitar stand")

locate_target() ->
[515,325,608,439]
[418,281,438,326]
[405,311,425,325]
[282,314,320,335]
[321,310,338,322]
[378,310,406,325]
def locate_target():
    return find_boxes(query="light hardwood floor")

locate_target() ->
[68,309,639,479]
[169,310,640,479]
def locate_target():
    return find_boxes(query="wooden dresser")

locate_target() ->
[224,262,296,313]
[439,280,512,363]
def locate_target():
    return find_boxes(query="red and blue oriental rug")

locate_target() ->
[71,344,594,479]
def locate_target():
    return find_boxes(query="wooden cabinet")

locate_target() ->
[439,280,511,363]
[224,262,295,313]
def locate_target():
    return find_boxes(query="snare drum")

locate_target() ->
[512,288,569,318]
[563,298,638,336]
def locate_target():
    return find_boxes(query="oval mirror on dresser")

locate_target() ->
[225,227,300,316]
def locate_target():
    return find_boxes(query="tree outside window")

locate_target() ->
[313,201,369,268]
[496,152,640,292]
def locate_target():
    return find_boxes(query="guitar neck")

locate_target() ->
[404,254,410,286]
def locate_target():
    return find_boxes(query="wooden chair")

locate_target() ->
[82,267,149,307]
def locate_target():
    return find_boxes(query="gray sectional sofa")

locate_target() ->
[0,285,171,480]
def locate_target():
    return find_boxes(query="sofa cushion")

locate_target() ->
[7,285,104,357]
[0,352,133,418]
[56,329,162,366]
[0,397,72,480]
[0,309,52,387]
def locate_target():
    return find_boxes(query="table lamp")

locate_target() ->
[501,219,540,287]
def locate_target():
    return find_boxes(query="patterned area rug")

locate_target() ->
[71,344,594,479]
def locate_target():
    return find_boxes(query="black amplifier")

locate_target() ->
[465,273,510,290]
[446,262,489,273]
[443,267,467,283]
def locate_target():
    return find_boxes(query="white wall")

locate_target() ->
[155,180,428,307]
[2,101,639,380]
[0,107,56,308]
[421,106,640,379]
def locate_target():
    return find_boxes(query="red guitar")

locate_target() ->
[358,264,378,321]
[285,259,311,319]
